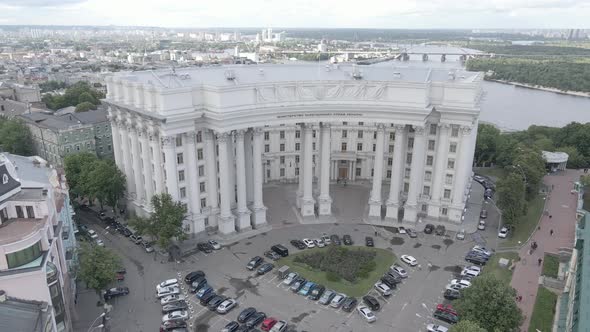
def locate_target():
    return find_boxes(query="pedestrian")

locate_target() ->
[538,258,543,266]
[550,229,554,236]
[519,295,523,302]
[549,215,552,219]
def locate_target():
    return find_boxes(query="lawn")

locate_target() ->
[276,246,395,297]
[501,194,547,248]
[542,254,560,279]
[528,286,558,332]
[482,251,520,284]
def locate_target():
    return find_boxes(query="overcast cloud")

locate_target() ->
[0,0,588,28]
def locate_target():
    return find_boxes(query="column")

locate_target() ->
[108,112,123,170]
[185,132,204,233]
[119,119,135,199]
[216,132,236,235]
[368,124,385,218]
[234,130,252,231]
[403,125,427,223]
[244,130,254,204]
[204,130,219,228]
[251,128,267,226]
[351,160,356,181]
[427,124,450,218]
[318,123,332,215]
[149,126,164,195]
[301,124,315,217]
[297,125,305,208]
[452,126,474,205]
[140,125,154,209]
[130,123,144,204]
[227,134,236,207]
[161,135,179,201]
[385,125,407,220]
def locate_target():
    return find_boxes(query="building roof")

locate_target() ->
[0,98,47,119]
[0,154,21,201]
[66,107,108,125]
[543,151,569,164]
[0,295,50,332]
[0,218,47,246]
[115,64,481,89]
[19,108,108,130]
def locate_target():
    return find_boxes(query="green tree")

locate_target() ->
[497,172,526,227]
[78,242,121,300]
[556,146,587,169]
[474,124,501,166]
[454,274,523,332]
[78,91,98,105]
[450,320,487,332]
[129,193,187,250]
[64,153,98,197]
[75,101,97,112]
[0,118,34,156]
[512,146,546,198]
[80,160,126,210]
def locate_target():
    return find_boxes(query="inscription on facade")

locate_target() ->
[277,112,364,119]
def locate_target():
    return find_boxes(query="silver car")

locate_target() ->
[216,298,237,314]
[330,293,346,308]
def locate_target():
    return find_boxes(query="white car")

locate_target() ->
[161,310,188,322]
[472,246,493,256]
[88,229,98,239]
[445,283,463,291]
[96,239,105,247]
[157,286,180,298]
[302,238,315,248]
[427,324,449,332]
[208,240,221,250]
[400,255,418,266]
[464,265,482,274]
[269,320,288,332]
[156,279,178,292]
[461,266,482,278]
[216,298,237,314]
[456,229,466,240]
[160,294,185,305]
[374,282,392,296]
[450,279,472,289]
[321,234,331,245]
[398,227,407,234]
[314,238,326,248]
[357,305,376,323]
[390,264,408,278]
[498,227,509,238]
[283,272,298,285]
[478,220,486,230]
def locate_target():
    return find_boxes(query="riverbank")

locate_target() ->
[487,79,590,98]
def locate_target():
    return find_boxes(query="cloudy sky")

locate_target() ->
[0,0,588,28]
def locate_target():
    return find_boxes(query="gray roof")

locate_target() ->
[4,154,53,188]
[0,99,48,119]
[0,162,20,198]
[0,296,50,332]
[66,108,108,125]
[19,108,107,130]
[117,64,481,89]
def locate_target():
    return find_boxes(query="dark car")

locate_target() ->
[207,296,226,311]
[385,270,403,283]
[465,254,488,266]
[200,292,217,306]
[365,236,374,247]
[247,256,264,270]
[184,270,206,284]
[434,309,459,324]
[444,289,461,300]
[197,242,213,254]
[264,250,281,261]
[290,239,306,250]
[342,235,353,245]
[122,228,132,237]
[160,320,187,332]
[257,263,274,275]
[484,189,494,199]
[380,275,399,289]
[235,325,251,332]
[424,224,434,234]
[271,244,289,257]
[103,287,129,300]
[308,284,325,300]
[190,277,208,293]
[162,300,188,313]
[222,321,239,332]
[342,297,358,312]
[290,277,306,293]
[480,209,488,219]
[246,312,267,328]
[330,234,341,245]
[238,307,257,323]
[362,295,380,311]
[435,225,446,236]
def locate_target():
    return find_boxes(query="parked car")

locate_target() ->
[298,281,316,296]
[245,312,267,329]
[362,295,380,311]
[269,320,288,332]
[436,303,458,316]
[157,286,180,298]
[162,310,189,323]
[96,239,104,247]
[484,188,494,199]
[478,220,486,230]
[435,225,446,236]
[160,294,185,306]
[290,277,306,293]
[130,234,142,244]
[461,266,481,278]
[330,293,346,308]
[264,250,281,261]
[160,320,187,332]
[271,244,289,257]
[208,240,221,250]
[302,238,315,248]
[401,255,418,266]
[365,236,374,247]
[318,289,336,305]
[196,285,214,299]
[190,278,208,293]
[407,229,418,238]
[162,300,188,314]
[321,234,331,245]
[450,279,472,289]
[184,271,206,284]
[199,292,217,306]
[330,234,341,245]
[342,297,358,312]
[313,238,326,248]
[261,317,277,331]
[471,246,493,257]
[207,295,226,311]
[308,284,325,300]
[144,242,154,253]
[342,234,353,245]
[380,275,399,289]
[480,209,488,219]
[456,230,466,240]
[357,305,376,323]
[156,279,178,292]
[103,287,129,300]
[398,227,406,234]
[390,264,408,278]
[247,256,264,270]
[424,224,434,234]
[444,289,461,300]
[290,239,306,250]
[257,263,274,275]
[426,324,449,332]
[197,242,213,253]
[465,254,488,266]
[374,282,392,296]
[283,272,298,286]
[433,309,458,324]
[217,298,238,314]
[88,229,98,239]
[498,227,509,238]
[221,321,239,332]
[237,307,257,323]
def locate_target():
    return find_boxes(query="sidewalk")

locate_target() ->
[510,169,581,331]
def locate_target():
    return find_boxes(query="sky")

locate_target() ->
[0,0,589,29]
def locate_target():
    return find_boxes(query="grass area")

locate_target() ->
[528,286,558,332]
[276,247,395,297]
[542,254,560,279]
[501,194,547,248]
[474,167,508,181]
[483,251,520,284]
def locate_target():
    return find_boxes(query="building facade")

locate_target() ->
[104,64,482,236]
[0,153,77,332]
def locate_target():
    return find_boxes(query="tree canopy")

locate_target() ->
[75,101,97,112]
[450,320,487,332]
[0,117,34,156]
[78,242,121,299]
[497,172,527,228]
[42,81,105,110]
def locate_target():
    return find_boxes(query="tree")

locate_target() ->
[75,101,96,112]
[78,242,121,300]
[557,146,588,169]
[450,320,487,332]
[512,146,546,199]
[0,118,34,156]
[474,124,501,166]
[454,274,523,332]
[497,172,526,227]
[64,153,98,197]
[129,193,187,250]
[78,91,98,105]
[80,160,126,209]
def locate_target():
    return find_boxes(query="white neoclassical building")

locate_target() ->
[104,64,482,236]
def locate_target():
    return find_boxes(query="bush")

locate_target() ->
[293,246,377,282]
[326,271,341,282]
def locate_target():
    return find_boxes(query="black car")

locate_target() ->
[207,296,226,311]
[342,234,353,245]
[380,275,399,289]
[184,270,206,284]
[247,256,263,270]
[257,263,274,275]
[435,225,446,236]
[434,309,458,324]
[222,321,239,332]
[290,239,306,250]
[162,300,188,313]
[362,295,380,311]
[385,270,403,283]
[122,228,132,237]
[444,289,461,300]
[200,292,217,306]
[264,250,281,261]
[190,277,208,293]
[330,234,341,245]
[342,297,358,312]
[235,325,251,332]
[465,254,488,266]
[246,312,267,328]
[424,224,434,234]
[103,287,129,300]
[365,236,374,247]
[197,242,213,254]
[308,284,325,300]
[160,320,187,332]
[237,307,257,323]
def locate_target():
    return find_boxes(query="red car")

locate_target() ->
[261,317,277,331]
[436,303,458,316]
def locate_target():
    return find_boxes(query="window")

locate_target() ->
[341,142,347,151]
[404,168,411,178]
[6,241,42,269]
[426,155,434,166]
[451,126,459,137]
[280,168,285,177]
[371,168,374,177]
[279,131,285,139]
[444,189,451,199]
[178,170,185,182]
[445,174,453,185]
[387,170,392,178]
[356,168,361,176]
[313,130,316,138]
[313,142,316,150]
[428,140,435,151]
[357,143,363,151]
[342,130,348,138]
[403,182,409,193]
[388,158,393,166]
[25,206,35,219]
[373,144,376,152]
[447,159,455,169]
[280,144,285,152]
[201,198,207,208]
[16,206,24,218]
[198,165,205,177]
[424,171,432,181]
[175,135,182,147]
[423,186,430,195]
[449,143,457,153]
[196,131,202,143]
[295,143,300,151]
[407,137,414,149]
[342,121,348,125]
[312,155,316,163]
[422,204,428,212]
[295,155,300,163]
[373,132,377,139]
[200,182,206,192]
[441,207,448,216]
[430,124,437,135]
[389,145,394,153]
[197,149,204,160]
[182,203,188,211]
[359,122,364,126]
[180,187,187,199]
[390,132,395,141]
[406,153,412,164]
[358,130,363,139]
[280,156,285,164]
[295,130,301,139]
[75,145,80,151]
[177,153,184,165]
[264,132,269,140]
[0,208,7,223]
[265,144,270,153]
[295,168,299,176]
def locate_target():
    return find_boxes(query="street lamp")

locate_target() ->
[511,164,527,185]
[89,324,104,332]
[87,313,105,332]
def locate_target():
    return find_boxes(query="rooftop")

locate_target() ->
[19,108,107,130]
[543,151,569,163]
[0,294,50,332]
[115,64,481,90]
[0,218,47,246]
